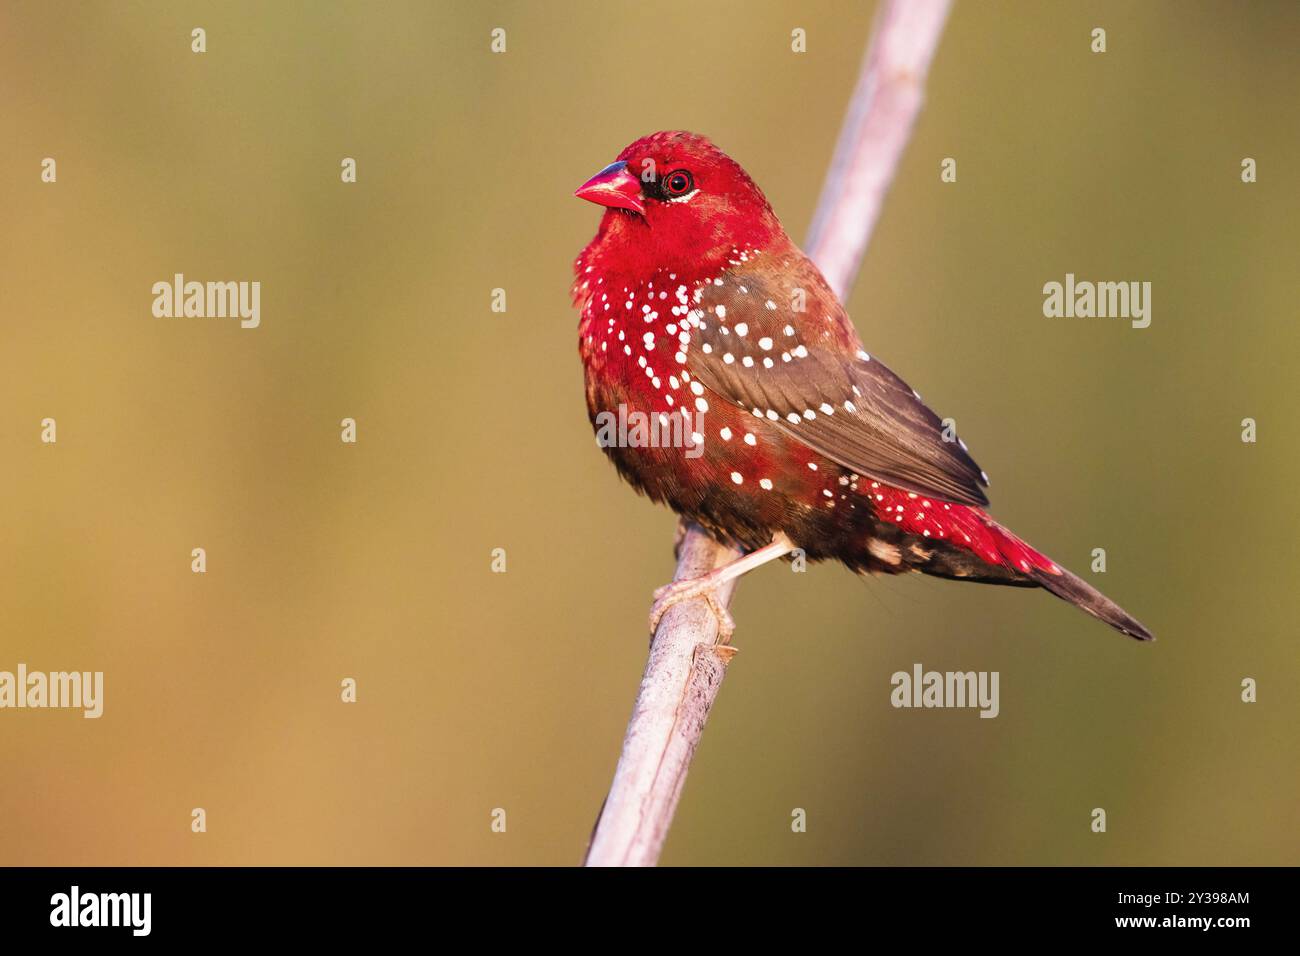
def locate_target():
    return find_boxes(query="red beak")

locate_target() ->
[574,160,645,215]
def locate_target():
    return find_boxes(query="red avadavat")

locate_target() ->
[574,131,1151,642]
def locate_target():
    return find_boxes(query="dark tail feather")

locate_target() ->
[880,528,1154,641]
[1031,565,1154,641]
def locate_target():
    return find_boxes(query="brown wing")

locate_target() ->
[684,263,991,506]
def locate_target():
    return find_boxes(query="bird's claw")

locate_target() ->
[648,577,736,644]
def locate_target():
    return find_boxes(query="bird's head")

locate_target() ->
[575,131,782,279]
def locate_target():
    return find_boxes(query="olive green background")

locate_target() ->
[2,1,1296,866]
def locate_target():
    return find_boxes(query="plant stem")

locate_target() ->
[583,0,954,867]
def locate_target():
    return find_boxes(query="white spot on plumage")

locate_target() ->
[868,540,902,565]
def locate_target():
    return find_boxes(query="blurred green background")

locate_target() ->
[2,0,1296,866]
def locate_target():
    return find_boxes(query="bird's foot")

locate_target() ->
[648,574,735,644]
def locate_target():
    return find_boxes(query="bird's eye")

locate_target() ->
[664,170,694,196]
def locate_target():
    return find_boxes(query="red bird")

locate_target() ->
[573,131,1152,642]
